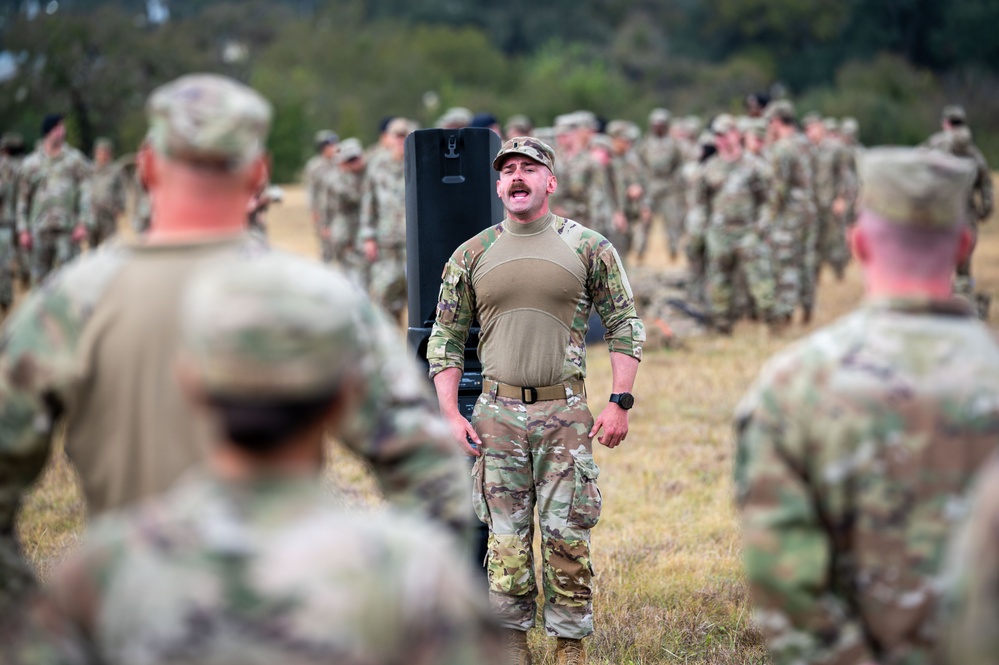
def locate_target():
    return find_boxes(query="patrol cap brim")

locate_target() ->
[492,136,556,172]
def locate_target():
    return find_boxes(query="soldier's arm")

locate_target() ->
[685,171,709,250]
[338,291,472,532]
[939,455,999,665]
[974,151,993,222]
[359,174,377,242]
[0,278,98,601]
[15,161,35,235]
[589,241,644,359]
[734,371,878,665]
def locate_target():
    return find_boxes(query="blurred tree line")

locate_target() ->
[1,0,997,182]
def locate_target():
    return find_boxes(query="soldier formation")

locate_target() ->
[0,76,996,665]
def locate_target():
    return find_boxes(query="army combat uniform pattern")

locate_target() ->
[735,297,999,665]
[428,211,644,639]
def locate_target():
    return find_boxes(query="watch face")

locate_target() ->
[618,393,635,409]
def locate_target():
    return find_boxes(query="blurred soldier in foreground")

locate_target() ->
[317,137,367,287]
[735,147,999,665]
[0,74,469,605]
[43,253,498,665]
[765,101,817,324]
[16,114,91,284]
[690,114,777,333]
[86,137,127,248]
[0,133,27,312]
[923,105,993,316]
[360,117,411,322]
[429,137,644,665]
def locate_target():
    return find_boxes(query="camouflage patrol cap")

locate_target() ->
[744,118,768,139]
[942,105,967,123]
[859,147,976,229]
[492,136,555,172]
[765,100,796,123]
[841,117,859,138]
[336,137,363,163]
[180,252,363,399]
[1,132,24,150]
[683,115,703,135]
[802,111,822,126]
[589,133,613,151]
[710,113,737,135]
[606,119,640,141]
[94,137,114,150]
[386,117,412,137]
[504,114,533,135]
[824,117,839,132]
[575,110,599,130]
[314,129,338,147]
[147,73,272,171]
[648,108,671,125]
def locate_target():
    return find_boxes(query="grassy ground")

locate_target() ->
[15,182,999,664]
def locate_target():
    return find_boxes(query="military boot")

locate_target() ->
[502,628,532,665]
[556,637,586,665]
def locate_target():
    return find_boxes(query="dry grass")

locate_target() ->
[15,180,999,664]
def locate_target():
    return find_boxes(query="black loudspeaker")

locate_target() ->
[405,128,503,418]
[405,128,503,575]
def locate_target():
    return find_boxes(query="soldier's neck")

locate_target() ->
[146,189,249,244]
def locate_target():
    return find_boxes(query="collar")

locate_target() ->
[502,211,555,237]
[864,295,976,318]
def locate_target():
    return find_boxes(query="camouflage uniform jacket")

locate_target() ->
[0,237,471,604]
[924,129,993,223]
[687,153,771,239]
[359,154,406,248]
[767,136,814,217]
[318,165,364,247]
[48,470,497,665]
[734,296,999,665]
[609,149,650,220]
[637,133,683,199]
[87,162,128,220]
[16,146,91,234]
[0,155,22,227]
[812,137,857,209]
[427,212,644,384]
[303,153,332,214]
[551,150,612,229]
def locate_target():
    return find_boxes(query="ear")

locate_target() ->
[246,155,269,193]
[496,177,503,199]
[848,223,869,264]
[956,225,974,265]
[137,143,157,189]
[547,173,558,195]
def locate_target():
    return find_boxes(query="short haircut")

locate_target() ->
[207,389,338,455]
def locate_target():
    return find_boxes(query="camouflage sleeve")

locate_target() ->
[974,150,993,222]
[685,170,708,249]
[15,159,36,234]
[769,148,791,211]
[588,242,644,360]
[74,154,93,225]
[340,293,472,531]
[588,164,615,222]
[734,365,878,665]
[359,172,377,242]
[0,254,125,602]
[426,256,474,378]
[939,454,999,665]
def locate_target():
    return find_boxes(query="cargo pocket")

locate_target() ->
[470,454,492,528]
[567,455,602,529]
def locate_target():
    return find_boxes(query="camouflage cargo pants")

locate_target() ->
[0,226,15,308]
[88,210,118,249]
[706,228,776,329]
[815,208,850,278]
[471,390,600,639]
[771,203,816,317]
[31,230,79,286]
[370,245,407,320]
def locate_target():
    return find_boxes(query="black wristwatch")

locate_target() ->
[609,392,635,410]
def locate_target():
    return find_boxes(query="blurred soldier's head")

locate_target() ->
[742,119,767,155]
[40,113,66,150]
[711,114,742,158]
[1,132,26,157]
[93,137,114,166]
[574,110,599,150]
[315,130,339,158]
[607,120,639,155]
[504,114,533,141]
[588,133,613,166]
[804,112,825,144]
[942,105,967,131]
[648,108,670,137]
[177,253,363,466]
[385,117,411,160]
[139,73,272,236]
[841,117,860,143]
[336,137,365,173]
[851,147,975,291]
[553,114,576,153]
[765,100,796,141]
[744,92,770,118]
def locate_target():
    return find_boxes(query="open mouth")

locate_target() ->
[510,186,531,200]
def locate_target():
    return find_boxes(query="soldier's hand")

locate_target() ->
[446,413,482,457]
[627,183,644,200]
[71,224,87,243]
[18,231,31,250]
[613,212,628,233]
[832,197,847,217]
[590,403,629,449]
[364,239,379,262]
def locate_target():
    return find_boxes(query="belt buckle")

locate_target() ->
[521,386,538,404]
